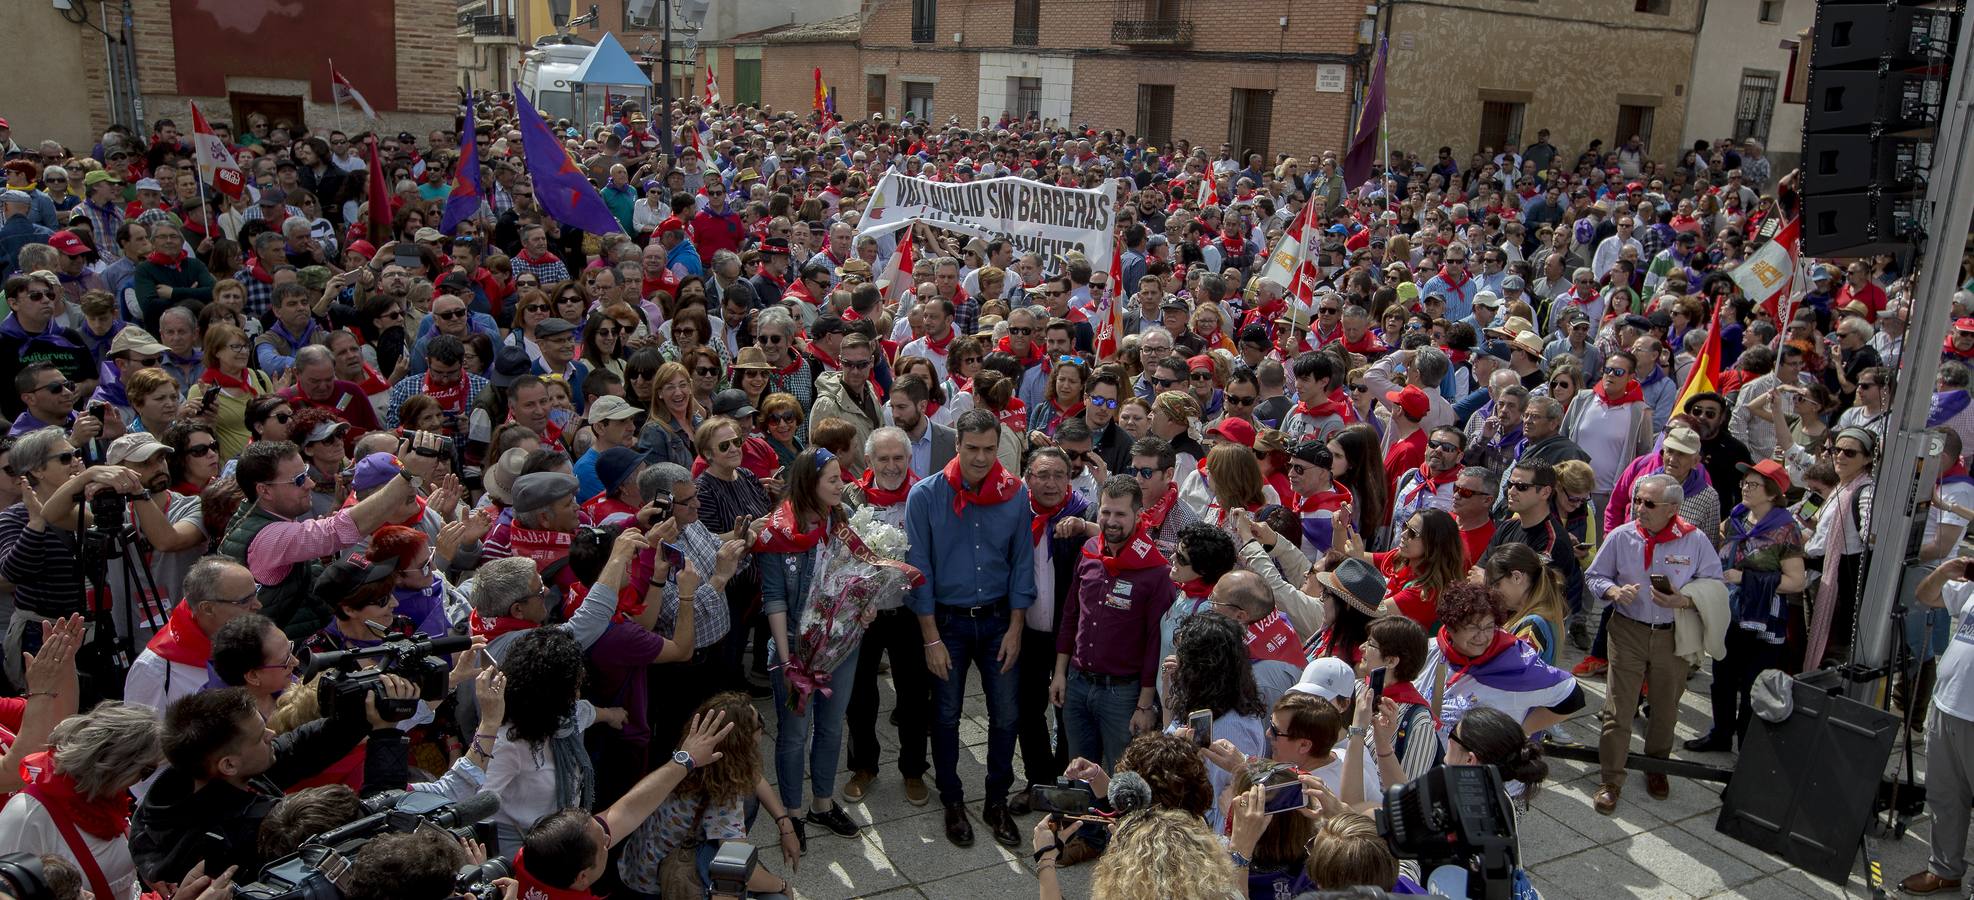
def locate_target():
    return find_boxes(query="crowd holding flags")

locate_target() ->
[189,101,246,199]
[330,62,379,120]
[1093,236,1126,360]
[441,105,484,236]
[1342,36,1389,189]
[704,69,721,107]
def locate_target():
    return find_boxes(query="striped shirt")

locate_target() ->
[0,505,84,617]
[654,521,733,649]
[694,469,770,534]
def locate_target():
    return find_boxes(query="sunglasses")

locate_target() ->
[37,381,75,395]
[1428,440,1461,453]
[1401,525,1420,540]
[1225,395,1257,407]
[1318,307,1340,316]
[437,309,467,320]
[693,367,719,377]
[1008,327,1033,336]
[760,335,786,345]
[1123,465,1162,478]
[1604,368,1631,377]
[768,412,799,424]
[713,438,740,453]
[1834,446,1867,459]
[184,442,217,458]
[286,471,310,487]
[1189,371,1214,381]
[525,304,550,314]
[1453,485,1483,499]
[1633,498,1672,509]
[1506,480,1545,493]
[1088,396,1119,409]
[842,359,873,370]
[1152,377,1177,389]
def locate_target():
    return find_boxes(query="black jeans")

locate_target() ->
[844,607,930,777]
[646,648,723,764]
[1015,625,1067,789]
[1707,627,1784,744]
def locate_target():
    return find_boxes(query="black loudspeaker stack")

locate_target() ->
[1799,0,1960,257]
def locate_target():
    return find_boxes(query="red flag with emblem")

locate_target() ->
[704,69,721,107]
[878,226,915,308]
[1094,235,1125,361]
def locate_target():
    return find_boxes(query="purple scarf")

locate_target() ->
[0,314,78,350]
[1931,390,1972,428]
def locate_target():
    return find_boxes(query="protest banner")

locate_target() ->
[856,173,1118,275]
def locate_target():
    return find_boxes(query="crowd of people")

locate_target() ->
[0,83,1958,900]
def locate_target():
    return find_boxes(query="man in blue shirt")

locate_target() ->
[905,408,1036,849]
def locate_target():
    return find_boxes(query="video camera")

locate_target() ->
[233,791,505,900]
[0,853,51,900]
[304,633,472,723]
[706,842,756,899]
[1375,765,1520,900]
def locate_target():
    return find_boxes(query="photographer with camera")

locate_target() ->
[0,702,163,900]
[129,674,419,888]
[219,444,417,639]
[0,428,132,678]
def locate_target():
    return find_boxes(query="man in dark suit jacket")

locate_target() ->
[887,374,956,478]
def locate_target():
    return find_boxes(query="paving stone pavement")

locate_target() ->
[738,641,1945,899]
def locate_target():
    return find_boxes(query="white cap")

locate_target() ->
[1289,658,1357,702]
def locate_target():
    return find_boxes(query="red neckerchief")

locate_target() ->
[468,608,539,640]
[809,343,841,371]
[1031,493,1071,544]
[1943,335,1974,362]
[423,370,470,414]
[1196,328,1231,352]
[1437,627,1520,685]
[773,353,805,377]
[1641,515,1697,568]
[1341,330,1387,356]
[199,366,261,398]
[1383,679,1430,708]
[1081,528,1167,576]
[858,468,916,507]
[1399,464,1460,506]
[997,336,1045,368]
[145,249,187,269]
[583,495,639,525]
[1295,392,1349,421]
[923,328,955,356]
[243,258,274,285]
[943,455,1020,517]
[997,399,1028,432]
[753,500,829,553]
[355,364,392,396]
[754,263,789,289]
[1176,578,1213,599]
[512,850,596,900]
[19,750,130,839]
[1046,398,1085,433]
[517,248,561,266]
[1435,265,1471,292]
[1592,378,1644,407]
[1140,484,1180,532]
[1295,483,1352,514]
[840,306,862,322]
[145,601,212,668]
[1245,610,1308,668]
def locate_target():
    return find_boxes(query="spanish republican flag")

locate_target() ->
[1675,300,1723,414]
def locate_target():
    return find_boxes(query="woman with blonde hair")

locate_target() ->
[185,321,273,460]
[1483,542,1571,664]
[638,360,701,467]
[1035,806,1235,900]
[1200,442,1270,525]
[1304,812,1402,891]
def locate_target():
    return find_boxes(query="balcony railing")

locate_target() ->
[1013,23,1039,45]
[472,14,514,36]
[1111,17,1193,44]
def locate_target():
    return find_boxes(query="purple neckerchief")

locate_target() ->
[0,314,78,350]
[81,321,122,361]
[167,348,202,369]
[270,317,318,351]
[393,577,453,638]
[1724,503,1797,562]
[1036,491,1089,560]
[9,410,72,436]
[1393,875,1427,894]
[93,359,128,408]
[1647,448,1711,495]
[1931,390,1971,427]
[1454,635,1574,694]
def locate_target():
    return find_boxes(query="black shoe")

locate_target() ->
[1005,788,1032,816]
[944,803,975,847]
[1683,732,1733,753]
[788,816,808,854]
[983,804,1021,848]
[806,804,860,838]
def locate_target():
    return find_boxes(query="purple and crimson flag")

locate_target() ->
[513,92,625,236]
[1342,36,1388,189]
[441,104,483,235]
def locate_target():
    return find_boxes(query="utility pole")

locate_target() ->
[659,0,675,159]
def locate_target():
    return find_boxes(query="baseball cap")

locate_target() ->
[133,178,163,193]
[1205,417,1256,448]
[710,388,756,420]
[414,227,445,243]
[1385,384,1430,420]
[1289,657,1358,701]
[1662,425,1701,456]
[304,420,350,445]
[106,433,172,465]
[1736,458,1792,496]
[0,190,30,206]
[109,326,169,358]
[82,170,121,187]
[47,231,89,257]
[1473,291,1501,309]
[350,452,405,492]
[588,394,640,421]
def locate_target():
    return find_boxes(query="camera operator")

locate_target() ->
[342,828,478,900]
[255,784,361,862]
[124,557,257,715]
[219,445,417,640]
[39,434,208,646]
[128,677,419,886]
[0,428,134,677]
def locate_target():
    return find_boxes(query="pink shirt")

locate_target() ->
[246,507,362,585]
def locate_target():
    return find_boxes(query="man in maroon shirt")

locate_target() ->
[282,345,382,437]
[1051,476,1175,770]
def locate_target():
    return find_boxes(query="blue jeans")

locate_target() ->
[770,642,862,811]
[1063,669,1139,772]
[932,606,1021,807]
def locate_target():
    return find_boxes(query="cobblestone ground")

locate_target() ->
[744,641,1938,899]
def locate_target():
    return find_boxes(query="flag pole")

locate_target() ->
[329,60,345,139]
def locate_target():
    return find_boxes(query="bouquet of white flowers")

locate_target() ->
[782,508,921,713]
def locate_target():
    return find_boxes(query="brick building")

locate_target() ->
[8,0,457,152]
[699,0,1369,164]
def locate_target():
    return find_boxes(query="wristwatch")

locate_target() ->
[672,749,696,772]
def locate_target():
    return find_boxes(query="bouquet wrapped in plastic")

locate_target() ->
[783,506,922,713]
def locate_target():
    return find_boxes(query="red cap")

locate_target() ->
[1956,317,1974,333]
[346,239,377,260]
[0,118,9,130]
[1187,354,1214,373]
[1206,417,1256,448]
[657,216,687,235]
[47,231,87,256]
[1737,458,1792,496]
[1385,384,1431,420]
[1626,181,1644,191]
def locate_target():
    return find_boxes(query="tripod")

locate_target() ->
[71,492,168,705]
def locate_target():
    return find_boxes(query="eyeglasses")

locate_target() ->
[1401,525,1420,540]
[842,359,873,370]
[1453,485,1484,499]
[219,584,263,607]
[1008,327,1033,336]
[36,380,75,395]
[1123,465,1161,478]
[19,290,53,302]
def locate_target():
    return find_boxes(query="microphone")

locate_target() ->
[1108,771,1153,815]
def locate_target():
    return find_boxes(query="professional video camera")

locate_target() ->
[304,632,472,722]
[1375,765,1520,900]
[707,842,757,900]
[0,853,51,900]
[232,790,503,900]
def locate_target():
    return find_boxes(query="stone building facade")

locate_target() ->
[1680,0,1809,172]
[1380,0,1702,166]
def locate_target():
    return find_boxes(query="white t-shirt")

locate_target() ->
[1925,481,1974,550]
[0,792,140,899]
[1933,579,1974,723]
[1313,741,1382,802]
